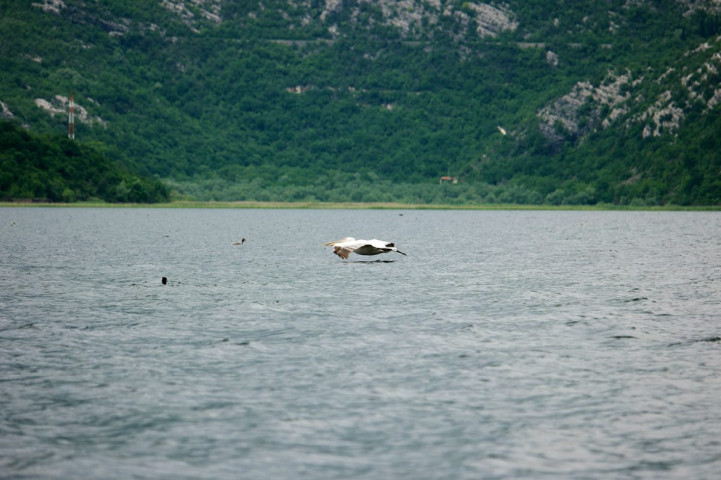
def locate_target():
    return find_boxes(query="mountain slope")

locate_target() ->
[1,0,719,204]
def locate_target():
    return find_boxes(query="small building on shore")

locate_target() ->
[439,176,458,184]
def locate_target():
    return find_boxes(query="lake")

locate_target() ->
[1,207,720,479]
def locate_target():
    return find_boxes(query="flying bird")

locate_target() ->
[323,237,407,260]
[497,125,507,135]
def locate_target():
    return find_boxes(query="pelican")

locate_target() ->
[323,237,407,260]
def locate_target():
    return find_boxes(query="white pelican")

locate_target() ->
[497,125,507,135]
[323,237,407,260]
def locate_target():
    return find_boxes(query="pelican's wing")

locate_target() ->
[351,239,390,255]
[323,237,355,246]
[367,239,407,256]
[354,243,382,255]
[368,239,395,250]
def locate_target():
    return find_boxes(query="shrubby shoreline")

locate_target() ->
[2,201,718,211]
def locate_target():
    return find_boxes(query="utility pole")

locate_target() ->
[68,92,75,140]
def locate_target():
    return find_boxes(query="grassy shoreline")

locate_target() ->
[1,200,720,211]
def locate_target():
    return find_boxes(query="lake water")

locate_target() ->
[1,207,720,479]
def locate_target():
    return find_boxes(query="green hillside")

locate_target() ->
[0,121,168,202]
[1,0,719,205]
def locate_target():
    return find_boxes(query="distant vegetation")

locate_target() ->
[0,0,719,205]
[0,121,168,203]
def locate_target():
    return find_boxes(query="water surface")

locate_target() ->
[1,208,720,479]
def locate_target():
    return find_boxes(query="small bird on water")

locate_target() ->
[323,237,406,260]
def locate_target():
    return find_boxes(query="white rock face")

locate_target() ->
[539,32,721,143]
[546,50,559,67]
[464,2,518,38]
[633,37,721,137]
[34,95,106,127]
[678,0,721,15]
[31,0,65,14]
[538,72,634,141]
[1,101,14,120]
[321,0,343,21]
[681,48,721,110]
[315,0,517,39]
[639,91,685,138]
[160,0,223,31]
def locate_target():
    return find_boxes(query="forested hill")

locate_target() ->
[0,121,168,202]
[1,0,720,205]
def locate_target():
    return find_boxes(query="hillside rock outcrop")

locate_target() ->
[538,72,635,145]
